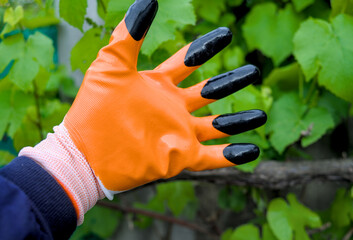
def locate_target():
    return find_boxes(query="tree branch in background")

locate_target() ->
[97,201,219,238]
[159,159,353,189]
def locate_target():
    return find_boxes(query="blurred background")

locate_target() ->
[1,0,353,239]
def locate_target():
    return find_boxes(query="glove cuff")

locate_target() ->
[19,123,105,225]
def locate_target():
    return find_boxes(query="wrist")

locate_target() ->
[19,123,105,225]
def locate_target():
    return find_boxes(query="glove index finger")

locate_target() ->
[154,27,232,85]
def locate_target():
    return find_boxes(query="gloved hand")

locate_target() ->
[20,0,266,224]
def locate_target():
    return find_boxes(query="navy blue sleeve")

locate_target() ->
[0,156,77,240]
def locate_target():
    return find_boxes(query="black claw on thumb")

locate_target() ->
[125,0,158,41]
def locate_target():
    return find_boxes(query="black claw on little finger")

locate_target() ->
[223,143,260,165]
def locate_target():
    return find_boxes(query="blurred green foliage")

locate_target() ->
[1,0,353,239]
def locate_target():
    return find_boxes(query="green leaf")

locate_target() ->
[330,189,353,227]
[293,15,353,103]
[142,0,196,56]
[13,112,41,151]
[105,0,195,56]
[317,90,350,125]
[4,6,23,26]
[40,100,70,134]
[301,107,335,147]
[292,0,314,12]
[243,3,302,66]
[266,92,334,153]
[266,93,306,154]
[0,33,25,73]
[71,28,110,73]
[230,224,261,240]
[9,55,39,91]
[208,95,234,115]
[26,32,54,69]
[0,150,15,166]
[267,194,322,240]
[0,84,34,139]
[262,223,277,240]
[221,229,234,240]
[264,63,301,91]
[331,0,353,18]
[218,186,246,213]
[71,205,122,240]
[96,0,108,19]
[227,0,243,7]
[223,47,245,71]
[193,0,225,24]
[105,0,133,29]
[59,0,87,31]
[156,181,197,216]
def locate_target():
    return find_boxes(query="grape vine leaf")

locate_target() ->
[243,3,302,66]
[267,194,322,240]
[293,15,353,103]
[0,33,25,73]
[26,32,54,69]
[301,107,335,147]
[4,32,54,90]
[223,47,245,71]
[330,189,353,227]
[4,6,23,26]
[193,0,225,24]
[331,0,353,18]
[218,186,246,213]
[262,223,277,240]
[96,0,109,19]
[0,150,15,167]
[0,84,34,139]
[292,0,314,12]
[266,93,334,154]
[70,205,122,240]
[71,27,110,73]
[264,63,301,91]
[59,0,87,31]
[227,224,261,240]
[105,0,196,56]
[156,181,197,217]
[9,55,39,91]
[317,90,350,125]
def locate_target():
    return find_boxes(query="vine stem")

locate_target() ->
[97,201,219,238]
[343,226,353,240]
[98,0,107,14]
[33,81,44,140]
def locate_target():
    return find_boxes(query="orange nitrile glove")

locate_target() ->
[64,0,266,197]
[20,0,267,223]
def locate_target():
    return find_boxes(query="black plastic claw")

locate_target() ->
[223,144,259,165]
[213,110,267,135]
[184,27,232,67]
[201,64,260,100]
[125,0,158,41]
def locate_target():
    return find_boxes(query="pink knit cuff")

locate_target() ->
[19,123,105,225]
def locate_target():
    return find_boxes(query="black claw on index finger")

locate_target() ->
[125,0,158,41]
[184,27,232,67]
[201,64,260,100]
